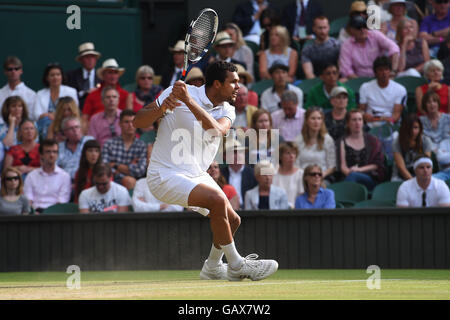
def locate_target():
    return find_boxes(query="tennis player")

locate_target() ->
[134,61,278,281]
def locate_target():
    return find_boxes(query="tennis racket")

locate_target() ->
[180,8,219,81]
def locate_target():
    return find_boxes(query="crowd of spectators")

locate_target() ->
[0,0,449,215]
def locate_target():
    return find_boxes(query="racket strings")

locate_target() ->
[188,11,217,61]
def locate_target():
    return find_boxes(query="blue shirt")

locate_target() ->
[57,135,94,180]
[295,188,335,209]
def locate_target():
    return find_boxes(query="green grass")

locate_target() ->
[0,269,449,300]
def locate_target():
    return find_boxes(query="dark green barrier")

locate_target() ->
[0,208,449,271]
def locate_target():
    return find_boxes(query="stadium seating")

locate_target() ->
[446,180,450,189]
[139,130,156,144]
[296,77,322,101]
[371,181,403,204]
[345,77,374,95]
[328,181,368,207]
[245,40,259,58]
[329,16,348,38]
[250,79,273,96]
[393,76,427,114]
[353,199,395,208]
[42,203,79,215]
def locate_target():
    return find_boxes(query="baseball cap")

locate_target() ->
[330,86,349,98]
[348,15,368,30]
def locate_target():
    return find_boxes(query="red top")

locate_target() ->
[247,90,258,108]
[222,184,238,201]
[419,83,449,114]
[83,83,129,119]
[7,144,40,167]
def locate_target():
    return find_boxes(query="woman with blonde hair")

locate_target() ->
[294,107,336,182]
[0,167,31,215]
[295,164,335,209]
[247,108,282,165]
[396,18,429,77]
[46,96,81,142]
[224,22,254,78]
[3,119,40,177]
[126,65,163,112]
[259,25,298,83]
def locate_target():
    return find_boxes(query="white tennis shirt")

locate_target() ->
[148,84,235,179]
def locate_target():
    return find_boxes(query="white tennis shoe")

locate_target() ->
[227,254,278,281]
[200,260,228,280]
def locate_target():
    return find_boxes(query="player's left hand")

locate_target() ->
[172,80,191,105]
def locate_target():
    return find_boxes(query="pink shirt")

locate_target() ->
[88,110,122,147]
[23,166,72,209]
[271,107,305,142]
[339,30,400,78]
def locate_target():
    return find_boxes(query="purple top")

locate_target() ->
[420,13,450,48]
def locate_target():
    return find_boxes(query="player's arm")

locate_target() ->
[133,94,180,129]
[172,81,231,136]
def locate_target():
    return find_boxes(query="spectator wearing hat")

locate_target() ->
[359,56,407,127]
[185,67,205,87]
[339,15,400,80]
[126,65,163,112]
[380,0,418,41]
[244,160,289,210]
[419,0,450,57]
[161,40,186,89]
[271,90,305,142]
[221,139,258,208]
[0,56,36,111]
[325,86,352,141]
[82,58,128,121]
[260,63,303,113]
[301,16,341,79]
[259,25,298,83]
[282,0,324,42]
[338,1,369,43]
[207,31,247,72]
[396,154,450,207]
[305,62,356,111]
[233,84,258,133]
[236,64,258,107]
[224,22,255,78]
[66,42,102,109]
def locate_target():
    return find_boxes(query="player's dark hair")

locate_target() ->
[205,61,237,88]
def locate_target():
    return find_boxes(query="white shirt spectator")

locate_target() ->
[359,79,407,120]
[228,165,244,206]
[396,177,450,207]
[132,178,184,212]
[260,84,303,113]
[79,181,131,213]
[273,168,304,208]
[0,82,36,112]
[23,165,71,209]
[31,85,79,121]
[294,133,336,173]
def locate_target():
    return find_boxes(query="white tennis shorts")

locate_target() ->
[147,169,224,216]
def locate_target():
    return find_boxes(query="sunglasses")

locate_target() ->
[5,176,20,181]
[308,172,322,177]
[6,67,21,72]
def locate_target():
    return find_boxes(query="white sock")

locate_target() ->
[206,244,224,268]
[221,241,243,270]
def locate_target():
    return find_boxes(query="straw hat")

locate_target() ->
[185,67,205,84]
[350,1,367,12]
[214,31,235,47]
[75,42,101,61]
[169,40,185,53]
[236,64,254,84]
[96,58,125,80]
